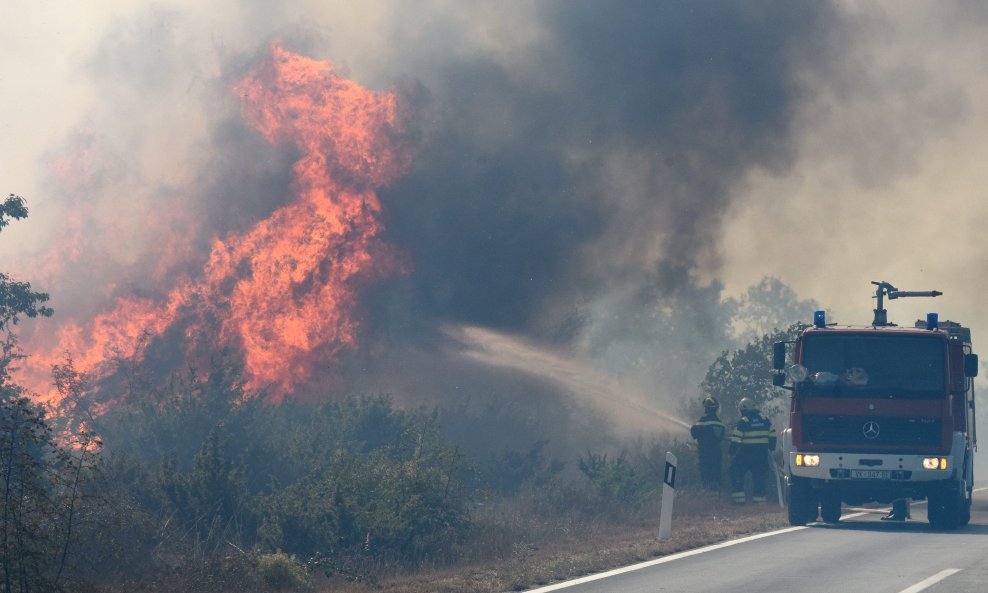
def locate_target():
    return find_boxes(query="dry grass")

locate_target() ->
[310,490,788,593]
[89,490,787,593]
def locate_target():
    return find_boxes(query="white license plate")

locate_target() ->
[850,470,891,479]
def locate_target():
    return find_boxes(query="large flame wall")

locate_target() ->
[20,45,410,404]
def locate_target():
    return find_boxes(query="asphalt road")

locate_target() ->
[524,488,988,593]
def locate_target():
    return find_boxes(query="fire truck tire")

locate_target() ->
[960,483,972,527]
[960,496,971,527]
[960,456,972,526]
[787,478,817,526]
[820,489,841,523]
[928,483,962,530]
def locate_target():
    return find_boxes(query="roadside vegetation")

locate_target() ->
[1,196,804,593]
[5,367,788,593]
[2,351,793,593]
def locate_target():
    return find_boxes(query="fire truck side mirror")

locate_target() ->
[772,373,786,387]
[965,353,979,378]
[773,342,786,370]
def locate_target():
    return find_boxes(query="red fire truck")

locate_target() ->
[774,281,979,528]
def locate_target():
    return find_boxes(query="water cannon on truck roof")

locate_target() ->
[772,280,979,529]
[871,280,942,327]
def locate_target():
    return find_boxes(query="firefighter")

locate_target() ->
[690,395,726,490]
[729,397,777,504]
[881,498,911,521]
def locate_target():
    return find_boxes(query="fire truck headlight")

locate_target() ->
[788,364,809,383]
[796,454,820,467]
[922,457,948,470]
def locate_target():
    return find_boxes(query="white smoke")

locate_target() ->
[720,2,988,366]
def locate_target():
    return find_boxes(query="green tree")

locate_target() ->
[0,194,96,593]
[1,396,54,593]
[725,277,818,345]
[577,450,654,512]
[698,323,804,424]
[0,196,52,335]
[0,196,53,396]
[577,264,737,399]
[158,424,248,556]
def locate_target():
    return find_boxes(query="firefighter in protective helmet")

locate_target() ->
[690,395,726,490]
[729,397,777,504]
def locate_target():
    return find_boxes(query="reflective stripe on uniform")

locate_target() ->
[730,429,774,444]
[731,491,746,503]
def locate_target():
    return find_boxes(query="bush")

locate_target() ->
[253,407,470,566]
[577,450,655,513]
[0,393,102,593]
[256,551,309,591]
[92,385,473,574]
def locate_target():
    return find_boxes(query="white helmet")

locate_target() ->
[738,397,757,413]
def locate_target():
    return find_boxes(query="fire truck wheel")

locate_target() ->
[959,484,972,527]
[787,478,818,526]
[820,489,841,523]
[959,457,972,526]
[928,484,962,530]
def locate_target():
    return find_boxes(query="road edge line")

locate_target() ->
[521,525,806,593]
[525,488,988,592]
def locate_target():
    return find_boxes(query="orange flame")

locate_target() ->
[20,44,411,406]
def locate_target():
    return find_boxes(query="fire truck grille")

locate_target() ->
[801,415,941,448]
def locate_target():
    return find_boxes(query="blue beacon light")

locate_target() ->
[926,313,939,330]
[814,310,826,328]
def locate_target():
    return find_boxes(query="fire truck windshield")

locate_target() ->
[799,334,945,399]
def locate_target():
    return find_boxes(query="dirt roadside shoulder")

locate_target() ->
[316,498,788,593]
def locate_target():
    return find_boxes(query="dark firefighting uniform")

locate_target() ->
[690,411,726,489]
[729,410,777,503]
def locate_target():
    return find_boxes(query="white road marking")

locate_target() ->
[524,488,987,592]
[895,568,961,593]
[523,510,872,592]
[840,511,868,519]
[522,526,806,592]
[848,486,988,516]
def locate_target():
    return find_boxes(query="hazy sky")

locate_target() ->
[721,2,988,329]
[3,1,988,393]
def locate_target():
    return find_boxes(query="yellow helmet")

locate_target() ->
[702,395,719,412]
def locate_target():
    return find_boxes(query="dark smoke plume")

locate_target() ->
[374,1,839,338]
[7,2,840,438]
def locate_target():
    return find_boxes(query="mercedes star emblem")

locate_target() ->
[862,421,881,440]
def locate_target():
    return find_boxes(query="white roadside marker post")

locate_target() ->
[659,451,677,541]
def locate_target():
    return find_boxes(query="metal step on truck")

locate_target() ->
[773,281,979,529]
